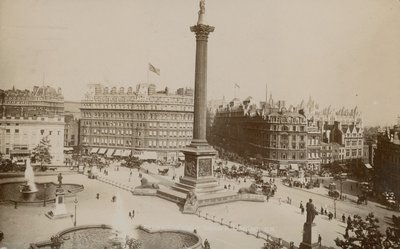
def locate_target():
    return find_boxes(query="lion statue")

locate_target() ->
[238,183,258,194]
[139,177,159,189]
[185,190,198,206]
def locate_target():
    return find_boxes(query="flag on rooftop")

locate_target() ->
[148,63,160,76]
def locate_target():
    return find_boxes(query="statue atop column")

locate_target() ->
[197,0,206,25]
[57,173,63,188]
[306,199,317,224]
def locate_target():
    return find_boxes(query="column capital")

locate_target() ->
[190,24,215,41]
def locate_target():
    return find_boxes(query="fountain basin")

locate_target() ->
[30,225,202,249]
[0,181,83,205]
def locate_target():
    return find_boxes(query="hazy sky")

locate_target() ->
[0,0,399,126]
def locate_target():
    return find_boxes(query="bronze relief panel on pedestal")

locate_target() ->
[185,156,197,177]
[198,158,212,177]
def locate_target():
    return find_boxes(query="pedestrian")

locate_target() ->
[96,193,100,199]
[132,210,135,218]
[129,212,132,218]
[204,239,210,249]
[318,234,322,246]
[342,214,346,223]
[320,207,324,214]
[324,209,327,216]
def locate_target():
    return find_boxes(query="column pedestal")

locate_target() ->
[45,188,70,219]
[299,222,319,249]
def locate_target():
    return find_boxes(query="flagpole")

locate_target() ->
[147,65,149,84]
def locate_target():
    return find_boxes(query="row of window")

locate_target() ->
[270,152,306,160]
[345,139,363,147]
[82,121,193,129]
[4,129,60,135]
[87,137,191,148]
[83,129,193,137]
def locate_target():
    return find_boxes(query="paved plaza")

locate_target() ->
[1,162,398,249]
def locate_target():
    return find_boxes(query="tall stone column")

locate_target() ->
[190,24,214,146]
[180,3,219,192]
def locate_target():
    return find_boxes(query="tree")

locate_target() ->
[335,213,400,249]
[32,136,53,171]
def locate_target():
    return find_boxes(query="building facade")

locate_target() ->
[0,86,64,164]
[211,97,309,169]
[374,125,400,197]
[64,114,79,147]
[79,83,194,162]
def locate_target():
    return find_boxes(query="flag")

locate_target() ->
[148,63,160,76]
[234,83,240,89]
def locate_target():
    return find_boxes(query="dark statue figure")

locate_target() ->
[57,173,63,188]
[306,199,317,224]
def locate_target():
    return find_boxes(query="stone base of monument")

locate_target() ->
[45,188,70,220]
[156,144,266,213]
[299,222,319,249]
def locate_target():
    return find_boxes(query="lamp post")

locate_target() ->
[73,197,78,227]
[43,183,47,207]
[334,198,337,219]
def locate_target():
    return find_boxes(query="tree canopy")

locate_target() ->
[31,136,53,168]
[335,213,400,249]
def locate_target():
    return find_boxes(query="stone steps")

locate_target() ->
[156,188,186,204]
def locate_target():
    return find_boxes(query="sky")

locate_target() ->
[0,0,399,126]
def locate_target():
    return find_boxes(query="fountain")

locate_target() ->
[109,192,141,248]
[20,158,38,194]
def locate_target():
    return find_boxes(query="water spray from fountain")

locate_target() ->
[23,157,38,193]
[109,191,139,247]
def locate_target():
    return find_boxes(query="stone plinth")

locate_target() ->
[299,222,319,249]
[45,187,70,219]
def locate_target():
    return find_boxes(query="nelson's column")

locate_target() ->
[156,0,254,213]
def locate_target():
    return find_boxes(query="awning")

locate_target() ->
[290,164,299,171]
[114,149,124,156]
[364,163,373,169]
[106,149,115,157]
[122,150,131,157]
[90,148,99,154]
[279,164,288,170]
[98,148,107,154]
[139,151,157,160]
[10,149,30,155]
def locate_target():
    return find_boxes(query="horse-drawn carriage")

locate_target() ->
[158,168,169,175]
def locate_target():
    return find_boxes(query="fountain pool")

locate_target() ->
[0,182,83,204]
[31,225,202,249]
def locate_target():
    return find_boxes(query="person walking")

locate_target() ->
[132,210,135,218]
[342,214,346,223]
[318,234,322,247]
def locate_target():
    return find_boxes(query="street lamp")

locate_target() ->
[334,198,337,219]
[43,183,47,207]
[73,197,78,227]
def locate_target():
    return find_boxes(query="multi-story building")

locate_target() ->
[301,97,364,165]
[0,86,64,164]
[374,125,400,197]
[79,83,194,162]
[0,86,64,117]
[64,114,79,148]
[211,96,309,169]
[307,121,322,171]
